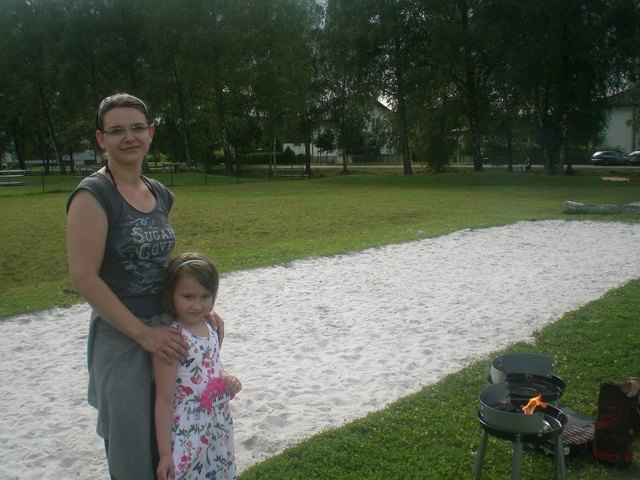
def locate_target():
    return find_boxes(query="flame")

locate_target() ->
[521,394,548,414]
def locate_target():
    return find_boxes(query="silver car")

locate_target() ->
[590,151,629,166]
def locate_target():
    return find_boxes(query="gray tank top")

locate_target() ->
[67,172,176,317]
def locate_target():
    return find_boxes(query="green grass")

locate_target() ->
[2,170,640,317]
[1,170,640,479]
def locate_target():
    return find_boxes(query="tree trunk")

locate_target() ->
[215,85,233,176]
[394,54,412,176]
[271,132,277,179]
[506,126,513,172]
[559,112,570,175]
[304,133,312,177]
[171,55,193,171]
[396,77,412,175]
[558,5,569,175]
[37,81,65,174]
[459,4,483,172]
[535,87,552,173]
[11,120,26,169]
[69,149,75,175]
[465,75,483,171]
[340,118,348,174]
[470,117,483,171]
[302,113,312,177]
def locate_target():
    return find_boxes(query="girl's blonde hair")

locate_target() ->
[162,252,219,315]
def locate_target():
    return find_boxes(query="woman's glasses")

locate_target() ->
[102,123,151,138]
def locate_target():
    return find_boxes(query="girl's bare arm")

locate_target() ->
[153,354,179,480]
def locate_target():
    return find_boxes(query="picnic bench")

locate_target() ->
[0,169,28,186]
[77,165,99,176]
[277,165,309,179]
[148,162,182,173]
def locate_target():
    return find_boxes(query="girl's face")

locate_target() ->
[172,274,215,326]
[95,107,154,166]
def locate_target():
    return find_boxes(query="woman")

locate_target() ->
[66,93,222,479]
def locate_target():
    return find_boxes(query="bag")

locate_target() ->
[592,378,640,468]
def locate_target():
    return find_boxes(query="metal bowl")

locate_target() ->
[479,382,566,436]
[503,373,566,402]
[490,352,554,384]
[477,410,565,442]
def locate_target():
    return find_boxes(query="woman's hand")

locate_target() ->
[138,325,188,363]
[205,310,225,346]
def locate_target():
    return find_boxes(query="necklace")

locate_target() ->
[104,163,154,194]
[104,163,119,190]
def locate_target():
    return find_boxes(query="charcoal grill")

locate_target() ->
[473,381,567,480]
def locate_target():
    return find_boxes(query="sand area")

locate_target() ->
[1,220,639,478]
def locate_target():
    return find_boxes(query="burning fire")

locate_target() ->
[521,394,548,414]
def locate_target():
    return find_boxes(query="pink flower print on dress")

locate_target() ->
[175,384,193,403]
[200,377,235,410]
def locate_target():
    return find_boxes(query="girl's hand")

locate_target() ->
[224,374,242,398]
[156,454,175,480]
[205,310,225,346]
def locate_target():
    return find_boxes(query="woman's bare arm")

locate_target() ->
[67,190,186,362]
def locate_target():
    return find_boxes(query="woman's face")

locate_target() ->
[95,107,155,166]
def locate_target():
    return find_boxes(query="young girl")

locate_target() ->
[154,253,241,480]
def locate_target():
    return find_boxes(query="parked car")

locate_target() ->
[590,150,629,166]
[629,150,640,166]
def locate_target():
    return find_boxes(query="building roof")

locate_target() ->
[607,87,640,107]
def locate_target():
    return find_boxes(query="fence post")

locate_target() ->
[41,169,45,193]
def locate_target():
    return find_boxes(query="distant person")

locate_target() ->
[66,93,224,479]
[517,157,532,173]
[154,252,241,480]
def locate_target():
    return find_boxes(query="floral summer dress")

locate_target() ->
[172,321,236,479]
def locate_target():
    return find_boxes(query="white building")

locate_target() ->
[284,100,397,164]
[602,88,639,153]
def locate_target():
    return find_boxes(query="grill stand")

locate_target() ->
[473,413,566,480]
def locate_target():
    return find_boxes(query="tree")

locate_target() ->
[278,0,325,177]
[175,0,255,176]
[420,0,493,172]
[247,0,321,178]
[365,0,421,175]
[95,0,150,92]
[322,0,377,174]
[314,128,336,163]
[482,0,636,174]
[0,0,637,179]
[3,0,68,173]
[147,0,205,171]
